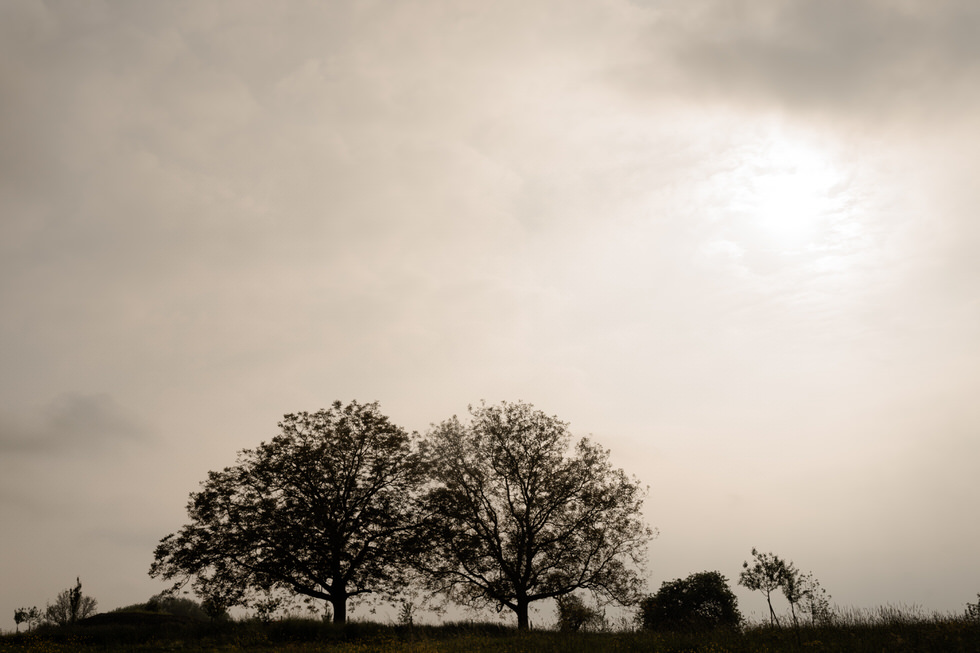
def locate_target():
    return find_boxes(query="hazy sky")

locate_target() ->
[2,0,979,628]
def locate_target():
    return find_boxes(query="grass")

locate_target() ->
[2,610,979,652]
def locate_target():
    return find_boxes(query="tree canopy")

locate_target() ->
[638,571,742,632]
[149,400,423,623]
[416,400,653,629]
[739,548,789,627]
[739,548,831,629]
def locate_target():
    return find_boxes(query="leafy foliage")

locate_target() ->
[739,549,831,629]
[149,400,424,624]
[417,401,653,629]
[965,593,980,622]
[638,571,742,632]
[779,558,805,628]
[555,593,605,632]
[798,571,833,626]
[739,548,789,627]
[13,606,41,632]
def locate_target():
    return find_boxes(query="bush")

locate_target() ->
[150,594,212,620]
[638,571,742,632]
[555,593,604,632]
[966,594,980,622]
[113,593,211,621]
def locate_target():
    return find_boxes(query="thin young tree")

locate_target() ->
[25,606,41,631]
[417,400,653,630]
[739,548,788,627]
[150,400,424,624]
[799,571,832,625]
[781,559,804,629]
[13,608,28,633]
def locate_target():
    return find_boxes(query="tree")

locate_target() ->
[149,400,424,624]
[739,548,788,627]
[782,564,832,629]
[417,401,653,630]
[25,606,42,631]
[799,572,832,626]
[780,559,804,629]
[45,578,97,626]
[13,607,40,633]
[966,594,980,623]
[554,593,604,632]
[638,571,742,632]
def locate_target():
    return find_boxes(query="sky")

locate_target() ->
[2,0,979,629]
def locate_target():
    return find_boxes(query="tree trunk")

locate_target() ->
[516,599,530,630]
[766,593,780,627]
[332,592,348,624]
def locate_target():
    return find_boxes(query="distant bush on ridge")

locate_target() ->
[638,571,742,632]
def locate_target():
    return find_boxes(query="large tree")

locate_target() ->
[149,400,423,624]
[417,401,653,629]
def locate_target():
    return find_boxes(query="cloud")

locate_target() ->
[0,393,149,455]
[625,0,980,122]
[0,0,977,619]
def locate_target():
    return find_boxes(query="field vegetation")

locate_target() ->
[1,607,979,652]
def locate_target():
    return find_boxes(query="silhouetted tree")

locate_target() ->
[739,549,788,627]
[782,563,832,629]
[13,607,40,633]
[417,401,653,630]
[638,571,742,632]
[780,559,804,629]
[150,400,424,624]
[555,593,604,632]
[396,599,417,627]
[45,578,97,626]
[799,572,832,625]
[966,594,980,623]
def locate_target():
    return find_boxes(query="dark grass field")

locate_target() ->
[2,612,979,652]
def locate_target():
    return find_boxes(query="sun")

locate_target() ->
[726,130,850,253]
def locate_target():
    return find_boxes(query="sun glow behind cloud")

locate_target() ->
[739,144,843,249]
[721,126,860,256]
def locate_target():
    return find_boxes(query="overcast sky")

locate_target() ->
[2,0,979,628]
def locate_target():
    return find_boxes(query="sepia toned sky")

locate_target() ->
[2,0,979,627]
